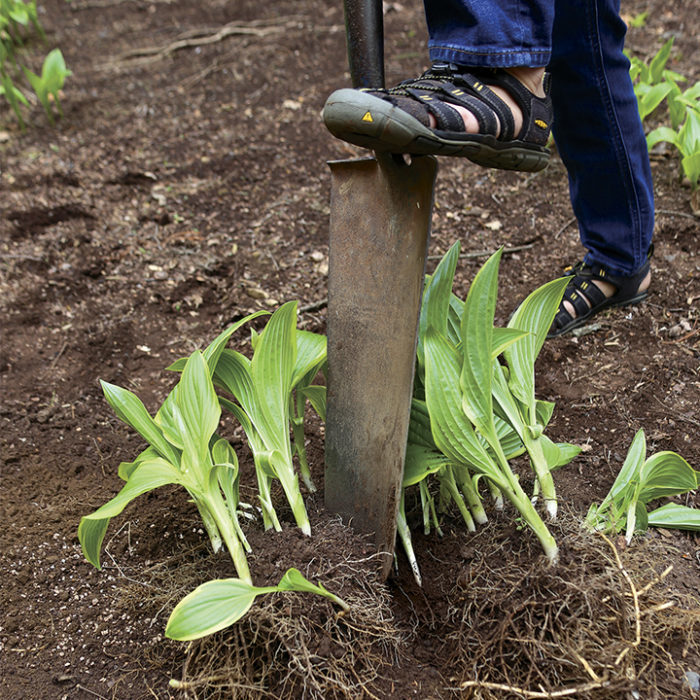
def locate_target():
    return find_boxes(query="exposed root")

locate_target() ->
[442,512,700,699]
[118,516,406,699]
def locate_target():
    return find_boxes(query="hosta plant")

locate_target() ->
[1,1,70,128]
[400,243,580,579]
[81,309,345,642]
[21,47,70,125]
[585,429,700,542]
[79,324,261,582]
[627,38,682,123]
[647,99,700,190]
[627,38,700,191]
[169,301,326,535]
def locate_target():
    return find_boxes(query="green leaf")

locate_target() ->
[299,385,326,421]
[250,301,297,452]
[203,310,269,372]
[649,37,674,84]
[459,249,501,438]
[679,107,700,157]
[535,400,555,428]
[211,437,238,470]
[504,276,569,414]
[165,357,187,372]
[646,125,680,151]
[154,387,185,451]
[117,445,159,481]
[639,82,673,121]
[537,434,562,469]
[418,241,460,367]
[0,71,27,128]
[79,458,184,568]
[215,350,255,414]
[423,329,498,477]
[403,444,448,486]
[76,518,110,570]
[634,499,649,534]
[681,152,700,188]
[277,568,349,610]
[177,351,221,459]
[407,399,436,449]
[165,310,269,374]
[495,414,525,460]
[553,442,582,468]
[83,458,184,521]
[647,503,700,531]
[100,380,180,464]
[492,327,529,358]
[601,429,647,509]
[41,48,71,95]
[637,451,698,503]
[292,330,326,389]
[165,578,271,641]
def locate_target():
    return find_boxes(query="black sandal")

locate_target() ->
[322,63,553,172]
[548,249,653,338]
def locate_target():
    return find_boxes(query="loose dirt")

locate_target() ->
[1,1,698,698]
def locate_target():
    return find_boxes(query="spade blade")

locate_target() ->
[325,152,437,579]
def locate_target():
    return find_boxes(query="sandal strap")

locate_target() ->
[365,63,538,139]
[477,68,552,144]
[549,246,654,337]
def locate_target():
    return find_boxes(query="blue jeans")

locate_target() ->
[424,0,654,276]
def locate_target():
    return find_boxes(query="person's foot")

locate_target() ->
[560,270,651,320]
[548,254,653,338]
[322,63,553,172]
[427,67,546,138]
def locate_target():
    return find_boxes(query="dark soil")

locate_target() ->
[1,1,698,698]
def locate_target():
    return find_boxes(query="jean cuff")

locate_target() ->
[428,43,550,68]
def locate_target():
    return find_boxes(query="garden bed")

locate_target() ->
[1,0,698,698]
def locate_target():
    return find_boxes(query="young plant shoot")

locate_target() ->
[407,242,579,567]
[585,429,700,542]
[165,567,349,643]
[78,313,268,583]
[206,301,325,535]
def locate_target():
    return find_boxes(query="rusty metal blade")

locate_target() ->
[324,152,437,579]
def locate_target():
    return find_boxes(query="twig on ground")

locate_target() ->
[656,208,698,220]
[554,216,577,239]
[427,241,538,261]
[71,0,174,9]
[299,299,328,314]
[102,18,306,68]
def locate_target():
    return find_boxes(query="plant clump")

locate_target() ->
[431,513,699,699]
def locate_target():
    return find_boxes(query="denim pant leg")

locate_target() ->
[549,0,654,275]
[425,0,553,67]
[424,0,654,275]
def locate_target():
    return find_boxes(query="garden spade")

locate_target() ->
[324,0,438,579]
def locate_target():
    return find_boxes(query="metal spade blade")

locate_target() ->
[324,152,437,578]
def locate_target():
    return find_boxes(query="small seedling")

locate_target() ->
[585,429,700,542]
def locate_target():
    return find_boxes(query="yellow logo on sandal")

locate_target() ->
[535,119,548,129]
[362,111,373,122]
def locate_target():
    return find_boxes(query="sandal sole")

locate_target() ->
[323,89,550,173]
